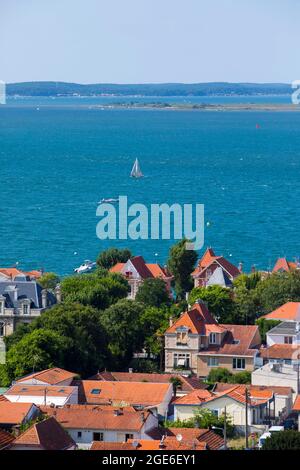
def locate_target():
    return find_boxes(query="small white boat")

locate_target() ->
[74,260,96,274]
[130,158,143,178]
[98,198,119,204]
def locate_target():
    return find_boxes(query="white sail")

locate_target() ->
[130,158,143,178]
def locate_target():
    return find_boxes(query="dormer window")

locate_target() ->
[22,303,30,315]
[176,331,188,345]
[209,333,217,344]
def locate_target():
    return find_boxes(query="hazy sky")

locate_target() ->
[1,0,299,83]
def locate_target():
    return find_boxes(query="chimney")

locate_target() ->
[169,317,173,327]
[128,368,133,373]
[41,289,47,309]
[238,262,243,273]
[55,285,62,303]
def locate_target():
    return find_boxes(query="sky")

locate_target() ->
[0,0,299,84]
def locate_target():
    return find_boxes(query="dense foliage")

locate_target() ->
[136,278,170,307]
[96,247,131,270]
[207,367,251,384]
[167,239,197,299]
[262,431,300,450]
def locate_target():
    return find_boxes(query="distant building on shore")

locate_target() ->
[191,248,241,288]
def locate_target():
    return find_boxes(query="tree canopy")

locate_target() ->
[167,239,197,299]
[96,247,132,269]
[188,285,235,323]
[38,272,60,290]
[262,431,300,450]
[135,278,170,307]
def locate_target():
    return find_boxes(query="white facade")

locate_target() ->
[252,363,298,399]
[5,387,78,406]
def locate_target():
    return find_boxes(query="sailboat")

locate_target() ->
[130,158,143,178]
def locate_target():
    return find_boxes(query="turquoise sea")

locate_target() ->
[0,95,300,275]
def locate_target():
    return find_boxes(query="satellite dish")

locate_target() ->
[176,434,183,442]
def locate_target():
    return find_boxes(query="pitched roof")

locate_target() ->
[146,427,224,450]
[110,257,172,280]
[293,395,300,411]
[206,266,233,287]
[192,248,240,279]
[198,324,260,357]
[0,428,14,450]
[0,402,34,425]
[11,417,75,450]
[260,344,300,360]
[273,258,299,273]
[0,280,56,309]
[5,384,76,398]
[165,302,221,335]
[91,439,206,451]
[40,405,151,431]
[17,367,77,385]
[90,371,207,393]
[213,382,292,396]
[262,302,300,321]
[77,380,171,406]
[173,389,214,405]
[0,268,43,280]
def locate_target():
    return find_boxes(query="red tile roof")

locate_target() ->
[293,395,300,411]
[165,302,221,335]
[262,302,300,321]
[0,268,43,280]
[41,405,151,431]
[17,367,77,385]
[198,324,260,357]
[5,384,76,398]
[11,417,75,450]
[173,389,214,405]
[213,382,292,396]
[192,248,240,279]
[146,427,224,450]
[77,380,171,406]
[273,258,299,273]
[90,371,207,393]
[91,438,206,451]
[110,257,172,280]
[0,429,14,450]
[259,344,300,360]
[0,402,34,425]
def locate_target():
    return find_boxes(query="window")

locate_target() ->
[93,432,104,441]
[77,431,82,438]
[173,353,190,369]
[91,389,101,395]
[233,358,245,370]
[284,336,293,344]
[23,304,30,315]
[0,322,4,337]
[211,409,219,417]
[125,434,134,441]
[209,333,217,344]
[0,300,4,315]
[176,331,188,345]
[208,357,219,367]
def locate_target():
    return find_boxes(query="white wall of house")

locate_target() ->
[5,388,78,406]
[252,364,298,399]
[267,332,300,347]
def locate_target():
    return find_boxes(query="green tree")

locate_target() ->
[169,377,183,397]
[38,272,60,290]
[167,239,197,299]
[2,329,67,385]
[136,278,170,307]
[232,371,251,384]
[139,306,169,356]
[207,367,234,384]
[193,408,234,437]
[61,272,129,309]
[100,299,145,368]
[188,285,235,323]
[97,247,132,269]
[262,431,300,450]
[256,271,300,314]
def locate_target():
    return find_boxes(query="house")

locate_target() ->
[76,380,172,418]
[164,301,261,377]
[0,429,15,450]
[292,395,300,431]
[16,367,78,386]
[110,256,173,299]
[173,384,273,435]
[41,404,158,450]
[252,363,299,399]
[213,383,293,421]
[259,321,300,366]
[0,402,38,432]
[0,279,58,338]
[272,258,300,273]
[262,302,300,322]
[89,371,207,397]
[146,427,225,450]
[10,417,76,450]
[4,384,78,406]
[0,268,43,281]
[90,438,207,451]
[191,248,241,288]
